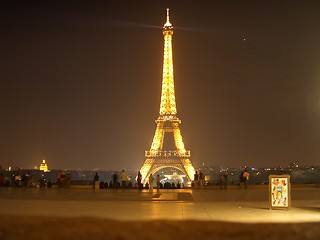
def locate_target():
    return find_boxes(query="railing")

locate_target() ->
[145,150,190,158]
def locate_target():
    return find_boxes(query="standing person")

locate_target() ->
[223,172,228,189]
[199,171,205,189]
[156,175,161,191]
[148,174,154,192]
[93,172,99,189]
[218,173,224,189]
[193,171,199,189]
[121,170,128,189]
[137,171,142,190]
[112,171,118,189]
[57,170,63,188]
[38,176,46,189]
[243,169,250,189]
[0,173,4,186]
[47,179,52,188]
[60,171,66,188]
[239,171,244,187]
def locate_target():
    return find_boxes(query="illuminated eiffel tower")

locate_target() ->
[139,9,196,184]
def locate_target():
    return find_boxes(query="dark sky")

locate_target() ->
[1,1,320,170]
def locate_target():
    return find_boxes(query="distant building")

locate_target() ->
[39,160,49,172]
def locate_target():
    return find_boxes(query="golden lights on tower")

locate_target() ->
[139,9,196,184]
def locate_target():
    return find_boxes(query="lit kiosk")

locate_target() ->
[269,175,291,210]
[39,159,49,172]
[139,9,196,184]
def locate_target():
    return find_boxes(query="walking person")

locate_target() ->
[121,170,128,189]
[148,174,154,192]
[242,169,250,189]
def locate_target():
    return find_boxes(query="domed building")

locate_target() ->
[39,159,49,172]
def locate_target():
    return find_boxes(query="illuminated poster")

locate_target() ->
[269,175,291,210]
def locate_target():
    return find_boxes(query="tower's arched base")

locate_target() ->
[140,157,195,184]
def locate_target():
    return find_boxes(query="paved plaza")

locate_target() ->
[0,186,319,239]
[0,185,319,222]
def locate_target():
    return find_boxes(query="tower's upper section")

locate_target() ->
[163,8,173,33]
[159,8,177,117]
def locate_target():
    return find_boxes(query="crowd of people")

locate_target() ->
[192,171,206,189]
[93,170,134,189]
[0,168,251,190]
[94,170,185,190]
[215,169,250,189]
[0,171,54,189]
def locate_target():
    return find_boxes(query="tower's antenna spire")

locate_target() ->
[164,8,172,28]
[166,8,170,23]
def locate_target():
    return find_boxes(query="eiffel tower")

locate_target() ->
[139,9,196,184]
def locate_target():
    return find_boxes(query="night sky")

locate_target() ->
[1,1,320,170]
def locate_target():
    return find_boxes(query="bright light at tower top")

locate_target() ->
[163,8,173,29]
